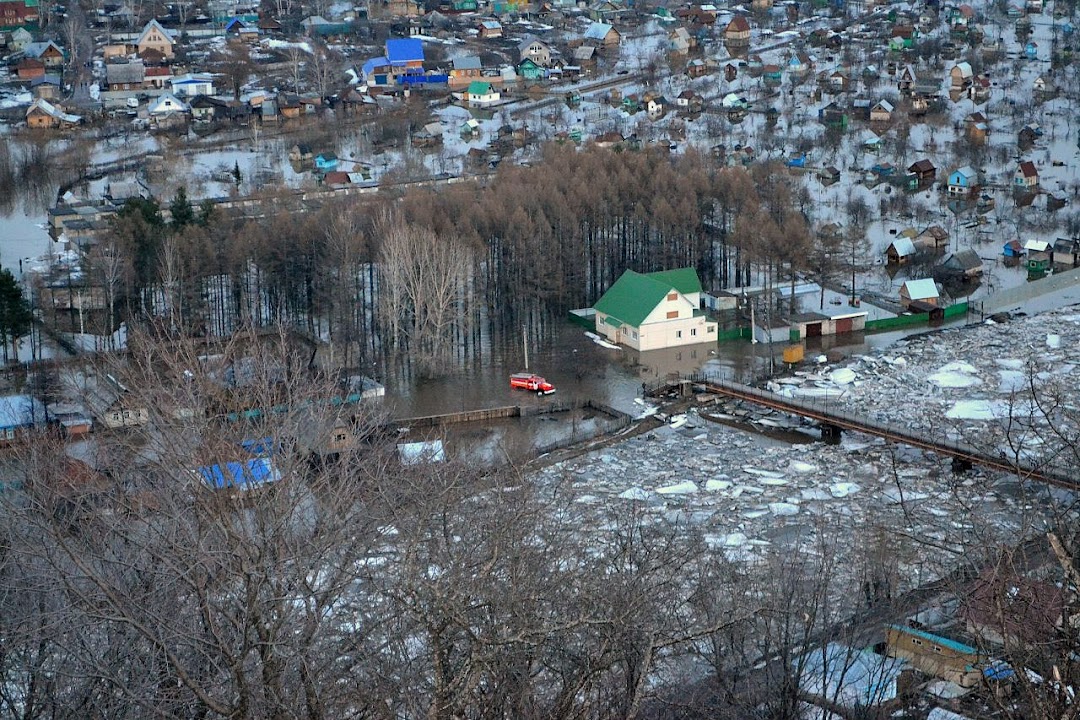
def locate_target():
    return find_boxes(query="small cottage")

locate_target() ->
[907,159,936,185]
[0,395,46,444]
[583,21,621,47]
[885,625,985,688]
[900,278,939,308]
[885,237,917,264]
[947,166,978,196]
[724,15,751,44]
[1015,160,1039,189]
[869,99,894,122]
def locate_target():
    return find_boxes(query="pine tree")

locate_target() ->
[170,186,194,228]
[232,161,243,189]
[0,268,32,362]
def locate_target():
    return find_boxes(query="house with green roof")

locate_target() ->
[466,81,500,107]
[593,268,716,350]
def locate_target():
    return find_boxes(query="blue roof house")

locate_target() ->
[1025,41,1038,59]
[315,153,339,172]
[386,38,425,67]
[0,394,46,442]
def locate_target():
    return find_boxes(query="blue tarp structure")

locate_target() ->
[198,457,280,490]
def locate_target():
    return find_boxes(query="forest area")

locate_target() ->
[95,146,819,376]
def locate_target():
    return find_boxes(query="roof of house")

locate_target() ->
[452,55,482,70]
[594,268,700,327]
[888,625,979,656]
[0,395,45,429]
[26,98,81,123]
[909,159,935,173]
[951,165,977,179]
[1018,160,1038,177]
[467,80,494,94]
[799,643,906,707]
[941,248,983,271]
[147,92,189,113]
[888,237,917,257]
[106,61,145,84]
[23,40,62,58]
[386,38,424,65]
[953,61,973,76]
[873,99,894,113]
[902,278,939,300]
[1025,239,1050,252]
[726,15,750,32]
[30,73,61,86]
[584,21,616,39]
[518,36,548,52]
[479,19,502,29]
[137,19,174,45]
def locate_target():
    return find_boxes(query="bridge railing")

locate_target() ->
[649,372,1071,486]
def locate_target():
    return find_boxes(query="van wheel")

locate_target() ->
[537,390,543,397]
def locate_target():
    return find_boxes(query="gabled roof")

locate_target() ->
[26,98,81,123]
[584,21,615,39]
[518,36,548,52]
[1018,160,1038,177]
[726,15,750,32]
[452,55,481,70]
[901,278,938,300]
[467,80,495,94]
[107,61,145,84]
[147,92,189,114]
[941,249,983,271]
[908,159,935,173]
[23,40,63,58]
[386,38,424,65]
[137,19,174,45]
[951,165,977,179]
[888,237,917,257]
[594,268,701,327]
[0,395,46,429]
[872,99,894,113]
[952,61,973,77]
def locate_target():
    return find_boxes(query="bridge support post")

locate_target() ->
[821,424,842,444]
[951,457,973,474]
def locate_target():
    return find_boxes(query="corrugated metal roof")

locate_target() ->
[594,268,701,328]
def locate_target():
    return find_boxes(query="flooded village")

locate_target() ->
[0,0,1080,714]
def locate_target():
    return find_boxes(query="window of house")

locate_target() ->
[667,292,678,301]
[708,326,715,332]
[912,638,922,646]
[632,330,638,339]
[676,330,682,338]
[691,328,697,336]
[666,310,679,319]
[4,428,14,440]
[933,646,943,653]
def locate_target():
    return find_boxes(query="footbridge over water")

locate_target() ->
[651,374,1075,489]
